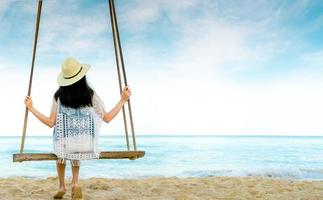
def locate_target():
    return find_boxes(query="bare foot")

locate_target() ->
[71,186,83,200]
[53,189,66,199]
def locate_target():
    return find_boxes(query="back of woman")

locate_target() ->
[53,76,104,163]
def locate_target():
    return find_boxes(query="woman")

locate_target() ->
[24,57,131,200]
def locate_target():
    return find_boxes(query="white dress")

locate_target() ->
[52,93,105,165]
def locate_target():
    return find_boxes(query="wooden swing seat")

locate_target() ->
[13,150,145,162]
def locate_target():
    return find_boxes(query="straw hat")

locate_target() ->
[57,57,90,86]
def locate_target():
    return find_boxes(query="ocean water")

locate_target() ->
[1,135,323,180]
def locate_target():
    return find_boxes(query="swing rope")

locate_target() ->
[20,0,42,154]
[18,0,139,156]
[108,0,130,150]
[110,0,137,150]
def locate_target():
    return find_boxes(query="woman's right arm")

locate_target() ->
[103,86,131,123]
[24,96,57,128]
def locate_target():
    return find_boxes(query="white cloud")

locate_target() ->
[118,0,200,31]
[301,50,323,66]
[119,1,160,32]
[32,0,111,55]
[0,0,11,21]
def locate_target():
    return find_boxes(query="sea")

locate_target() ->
[1,135,323,180]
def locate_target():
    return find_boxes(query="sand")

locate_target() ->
[0,176,322,200]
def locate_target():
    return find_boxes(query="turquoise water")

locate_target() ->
[1,135,323,179]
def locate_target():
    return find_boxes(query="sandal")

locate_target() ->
[53,190,65,199]
[72,186,83,200]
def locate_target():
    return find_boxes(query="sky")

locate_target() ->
[0,0,323,136]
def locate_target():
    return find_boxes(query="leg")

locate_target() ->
[71,160,80,189]
[56,160,66,191]
[54,160,66,199]
[71,160,83,199]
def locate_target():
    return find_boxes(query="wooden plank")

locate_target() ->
[13,151,145,162]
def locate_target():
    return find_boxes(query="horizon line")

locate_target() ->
[1,134,323,137]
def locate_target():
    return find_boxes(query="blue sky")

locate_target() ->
[0,0,323,136]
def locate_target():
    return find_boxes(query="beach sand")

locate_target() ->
[0,176,322,200]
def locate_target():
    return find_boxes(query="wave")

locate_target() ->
[181,167,323,180]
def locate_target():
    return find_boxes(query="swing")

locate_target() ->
[13,0,145,162]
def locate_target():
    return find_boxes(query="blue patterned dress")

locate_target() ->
[53,93,105,165]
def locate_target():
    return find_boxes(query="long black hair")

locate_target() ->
[54,76,94,109]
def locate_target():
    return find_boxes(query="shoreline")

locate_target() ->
[3,175,323,181]
[0,176,322,199]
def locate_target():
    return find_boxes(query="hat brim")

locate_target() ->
[57,64,90,86]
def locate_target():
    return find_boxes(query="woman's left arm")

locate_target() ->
[24,96,57,128]
[103,86,131,123]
